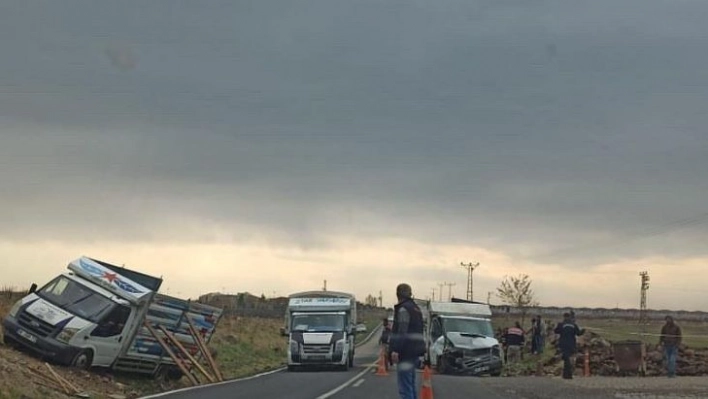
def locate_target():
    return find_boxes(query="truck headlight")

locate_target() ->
[8,301,22,318]
[56,328,79,344]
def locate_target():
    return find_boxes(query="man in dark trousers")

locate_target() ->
[659,315,682,378]
[390,283,426,399]
[379,317,393,369]
[554,312,584,379]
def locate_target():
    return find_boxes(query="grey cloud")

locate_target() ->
[1,0,708,265]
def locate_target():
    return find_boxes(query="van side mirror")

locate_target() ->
[28,283,37,294]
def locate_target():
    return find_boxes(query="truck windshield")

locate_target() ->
[442,318,494,338]
[37,276,116,323]
[292,314,345,332]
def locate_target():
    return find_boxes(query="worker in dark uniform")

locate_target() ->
[379,317,393,369]
[554,312,585,379]
[390,283,425,399]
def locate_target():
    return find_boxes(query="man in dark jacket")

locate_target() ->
[554,312,584,379]
[379,317,393,369]
[390,283,425,399]
[659,315,682,378]
[504,321,525,363]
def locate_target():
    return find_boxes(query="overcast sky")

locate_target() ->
[2,0,707,311]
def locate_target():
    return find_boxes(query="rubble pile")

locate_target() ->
[529,332,708,377]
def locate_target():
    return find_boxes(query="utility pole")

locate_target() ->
[437,282,444,300]
[323,280,327,291]
[460,262,480,301]
[431,288,436,301]
[443,282,456,301]
[487,291,491,305]
[378,290,383,308]
[639,271,650,324]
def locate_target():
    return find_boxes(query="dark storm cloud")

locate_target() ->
[1,0,708,264]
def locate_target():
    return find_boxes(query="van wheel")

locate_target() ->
[436,356,447,374]
[71,350,93,370]
[156,366,183,381]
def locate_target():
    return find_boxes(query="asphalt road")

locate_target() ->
[142,331,708,399]
[142,329,384,399]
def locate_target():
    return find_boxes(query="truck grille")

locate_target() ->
[303,344,331,354]
[17,310,55,337]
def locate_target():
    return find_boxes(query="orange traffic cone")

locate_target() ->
[375,347,389,376]
[420,364,434,399]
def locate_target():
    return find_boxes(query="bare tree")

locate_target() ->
[496,274,539,325]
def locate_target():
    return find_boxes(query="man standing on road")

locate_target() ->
[390,283,426,399]
[554,312,584,380]
[379,317,393,370]
[659,315,682,378]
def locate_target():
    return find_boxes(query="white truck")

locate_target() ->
[425,299,503,376]
[2,256,223,379]
[284,291,357,371]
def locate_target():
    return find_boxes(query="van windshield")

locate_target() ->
[292,314,345,332]
[37,276,116,323]
[442,318,494,338]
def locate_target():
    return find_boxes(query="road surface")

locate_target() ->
[142,332,708,399]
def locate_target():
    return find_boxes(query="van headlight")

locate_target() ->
[8,302,22,318]
[335,339,345,353]
[289,340,299,354]
[56,328,79,344]
[492,345,501,357]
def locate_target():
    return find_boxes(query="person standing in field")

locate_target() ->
[554,312,584,379]
[659,315,682,378]
[504,321,525,364]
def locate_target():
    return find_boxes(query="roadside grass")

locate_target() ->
[210,316,287,378]
[503,350,556,376]
[356,309,386,344]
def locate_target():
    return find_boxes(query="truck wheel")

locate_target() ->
[287,365,298,372]
[71,350,93,370]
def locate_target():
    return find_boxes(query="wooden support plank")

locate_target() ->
[44,363,72,395]
[157,325,215,383]
[186,316,223,382]
[144,321,199,386]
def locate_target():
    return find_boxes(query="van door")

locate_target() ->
[87,304,132,367]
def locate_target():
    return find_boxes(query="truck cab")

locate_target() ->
[425,300,503,376]
[3,257,157,369]
[285,291,356,371]
[3,256,223,378]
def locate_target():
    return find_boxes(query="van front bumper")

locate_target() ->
[2,315,79,366]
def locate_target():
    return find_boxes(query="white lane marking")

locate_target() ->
[138,367,286,399]
[315,363,376,399]
[352,379,365,388]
